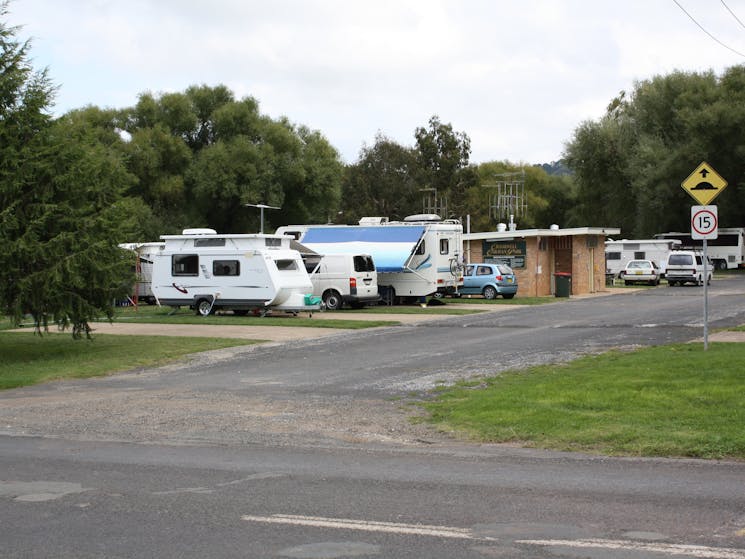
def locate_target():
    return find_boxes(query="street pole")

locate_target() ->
[703,238,709,350]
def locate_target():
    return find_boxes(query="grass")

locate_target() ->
[0,331,257,390]
[421,342,745,460]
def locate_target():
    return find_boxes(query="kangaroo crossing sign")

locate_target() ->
[681,162,728,205]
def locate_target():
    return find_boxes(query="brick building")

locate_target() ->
[463,226,621,297]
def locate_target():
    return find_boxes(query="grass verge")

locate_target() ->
[0,332,256,390]
[421,342,745,460]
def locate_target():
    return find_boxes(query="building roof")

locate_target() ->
[464,227,620,241]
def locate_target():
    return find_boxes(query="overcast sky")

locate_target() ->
[10,1,745,165]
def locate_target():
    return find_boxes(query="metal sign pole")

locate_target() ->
[703,238,708,350]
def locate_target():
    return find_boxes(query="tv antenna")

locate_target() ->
[244,203,280,233]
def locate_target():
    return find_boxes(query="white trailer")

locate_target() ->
[605,239,681,278]
[151,229,321,316]
[119,242,165,305]
[277,214,464,304]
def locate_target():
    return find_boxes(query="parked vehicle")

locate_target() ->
[150,229,321,316]
[459,262,518,299]
[605,239,680,278]
[277,214,464,304]
[303,253,380,310]
[119,242,165,305]
[655,228,745,271]
[620,259,660,286]
[665,250,713,286]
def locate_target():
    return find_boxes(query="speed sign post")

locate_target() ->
[691,205,718,349]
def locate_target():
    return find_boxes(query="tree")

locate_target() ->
[564,67,745,237]
[414,116,473,219]
[341,134,420,223]
[0,7,141,337]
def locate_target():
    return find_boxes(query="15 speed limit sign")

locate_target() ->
[691,205,718,240]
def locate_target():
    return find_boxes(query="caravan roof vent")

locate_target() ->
[497,223,507,232]
[182,228,217,235]
[549,224,560,231]
[403,214,442,222]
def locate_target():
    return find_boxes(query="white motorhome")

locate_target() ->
[277,214,464,304]
[150,229,321,316]
[119,242,165,305]
[605,239,681,278]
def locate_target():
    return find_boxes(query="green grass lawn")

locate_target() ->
[0,331,257,390]
[421,342,745,460]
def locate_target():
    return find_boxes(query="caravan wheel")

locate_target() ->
[195,298,214,316]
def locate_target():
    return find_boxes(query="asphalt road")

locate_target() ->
[3,277,745,558]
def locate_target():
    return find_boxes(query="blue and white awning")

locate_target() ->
[301,226,426,272]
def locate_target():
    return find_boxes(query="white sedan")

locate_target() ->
[620,260,661,286]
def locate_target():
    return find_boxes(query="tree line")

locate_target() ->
[2,3,743,336]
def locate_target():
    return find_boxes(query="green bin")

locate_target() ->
[554,272,572,297]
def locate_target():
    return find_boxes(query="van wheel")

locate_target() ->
[483,286,497,300]
[195,298,213,316]
[323,290,343,310]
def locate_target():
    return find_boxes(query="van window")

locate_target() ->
[354,255,375,272]
[213,260,240,276]
[275,259,298,271]
[440,238,449,255]
[172,254,199,276]
[668,254,693,265]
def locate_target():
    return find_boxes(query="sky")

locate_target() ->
[9,0,745,165]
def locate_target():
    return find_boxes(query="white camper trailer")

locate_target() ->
[277,214,464,304]
[151,229,321,316]
[119,242,165,305]
[605,238,681,279]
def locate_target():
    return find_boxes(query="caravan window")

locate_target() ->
[440,238,449,255]
[415,240,426,255]
[275,259,298,271]
[265,238,282,247]
[172,254,199,276]
[194,238,225,247]
[213,260,240,276]
[607,252,621,260]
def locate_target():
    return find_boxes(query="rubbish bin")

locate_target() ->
[554,272,572,297]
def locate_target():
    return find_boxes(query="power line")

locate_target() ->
[672,0,745,58]
[720,0,745,32]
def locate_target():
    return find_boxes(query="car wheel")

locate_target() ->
[482,285,497,300]
[195,298,213,316]
[323,290,343,310]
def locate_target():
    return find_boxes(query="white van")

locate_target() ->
[305,253,380,310]
[666,250,713,286]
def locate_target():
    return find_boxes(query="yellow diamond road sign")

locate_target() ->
[681,161,728,205]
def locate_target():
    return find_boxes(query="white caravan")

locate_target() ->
[119,242,165,305]
[277,214,464,304]
[151,229,321,316]
[605,239,681,278]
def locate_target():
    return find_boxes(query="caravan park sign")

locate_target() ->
[681,162,728,205]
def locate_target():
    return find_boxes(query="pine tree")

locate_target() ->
[0,3,137,338]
